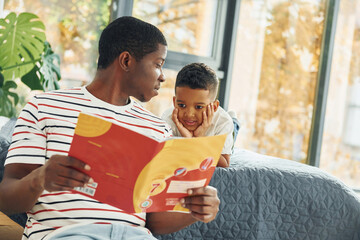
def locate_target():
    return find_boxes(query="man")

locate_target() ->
[0,16,220,239]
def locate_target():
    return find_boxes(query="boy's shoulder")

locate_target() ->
[215,106,233,122]
[161,107,174,121]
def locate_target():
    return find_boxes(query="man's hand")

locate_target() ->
[193,103,214,137]
[0,154,92,215]
[180,186,220,223]
[37,155,92,192]
[146,185,220,234]
[172,108,193,138]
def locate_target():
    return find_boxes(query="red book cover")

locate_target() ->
[69,113,226,213]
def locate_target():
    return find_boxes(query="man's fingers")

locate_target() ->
[181,186,219,208]
[183,194,219,207]
[43,155,92,192]
[45,175,88,192]
[58,166,92,183]
[185,203,217,214]
[190,212,214,223]
[188,186,218,196]
[181,186,220,223]
[63,156,91,171]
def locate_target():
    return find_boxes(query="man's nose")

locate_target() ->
[159,69,166,82]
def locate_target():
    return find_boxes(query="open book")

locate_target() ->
[69,113,226,213]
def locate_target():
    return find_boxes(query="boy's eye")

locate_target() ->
[177,103,186,108]
[196,105,204,109]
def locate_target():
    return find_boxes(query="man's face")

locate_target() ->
[128,44,167,102]
[173,86,214,131]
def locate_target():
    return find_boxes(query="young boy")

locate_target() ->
[162,63,234,167]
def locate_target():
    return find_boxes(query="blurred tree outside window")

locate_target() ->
[3,0,112,92]
[133,0,218,57]
[320,0,360,189]
[228,0,326,163]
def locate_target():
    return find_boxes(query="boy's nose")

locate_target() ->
[185,108,195,117]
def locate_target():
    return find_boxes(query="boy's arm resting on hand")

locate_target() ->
[217,154,230,168]
[146,186,220,235]
[0,155,91,215]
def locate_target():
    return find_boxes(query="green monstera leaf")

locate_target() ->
[21,41,61,91]
[40,41,61,90]
[21,64,44,91]
[0,80,19,118]
[0,12,46,81]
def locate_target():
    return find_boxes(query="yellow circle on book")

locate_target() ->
[75,113,112,137]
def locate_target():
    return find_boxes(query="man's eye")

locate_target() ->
[178,104,186,108]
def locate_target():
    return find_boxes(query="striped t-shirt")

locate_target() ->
[5,87,172,240]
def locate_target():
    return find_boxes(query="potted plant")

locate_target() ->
[0,12,61,118]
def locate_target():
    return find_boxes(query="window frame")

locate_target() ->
[307,0,340,167]
[113,0,240,84]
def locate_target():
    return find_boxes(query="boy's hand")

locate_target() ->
[172,108,193,138]
[180,186,220,223]
[193,103,214,137]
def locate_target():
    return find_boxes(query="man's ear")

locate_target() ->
[118,51,133,71]
[213,100,220,112]
[173,96,176,107]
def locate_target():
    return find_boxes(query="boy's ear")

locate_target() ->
[172,96,176,107]
[213,100,220,112]
[118,51,133,71]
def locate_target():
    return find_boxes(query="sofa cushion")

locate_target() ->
[156,149,360,240]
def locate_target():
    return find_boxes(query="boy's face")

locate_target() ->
[173,86,218,131]
[128,44,167,102]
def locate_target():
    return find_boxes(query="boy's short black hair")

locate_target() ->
[97,16,167,69]
[175,63,219,100]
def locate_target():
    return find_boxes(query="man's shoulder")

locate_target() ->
[131,101,169,124]
[33,87,85,100]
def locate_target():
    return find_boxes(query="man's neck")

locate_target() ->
[86,68,130,106]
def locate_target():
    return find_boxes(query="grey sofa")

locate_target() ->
[1,119,360,240]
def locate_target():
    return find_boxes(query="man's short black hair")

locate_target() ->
[175,63,219,100]
[97,16,167,69]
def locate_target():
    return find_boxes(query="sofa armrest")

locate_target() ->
[0,211,23,240]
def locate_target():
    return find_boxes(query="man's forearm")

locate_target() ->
[0,164,43,215]
[146,211,197,235]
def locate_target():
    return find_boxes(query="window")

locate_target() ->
[133,0,218,57]
[228,0,326,162]
[319,0,360,189]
